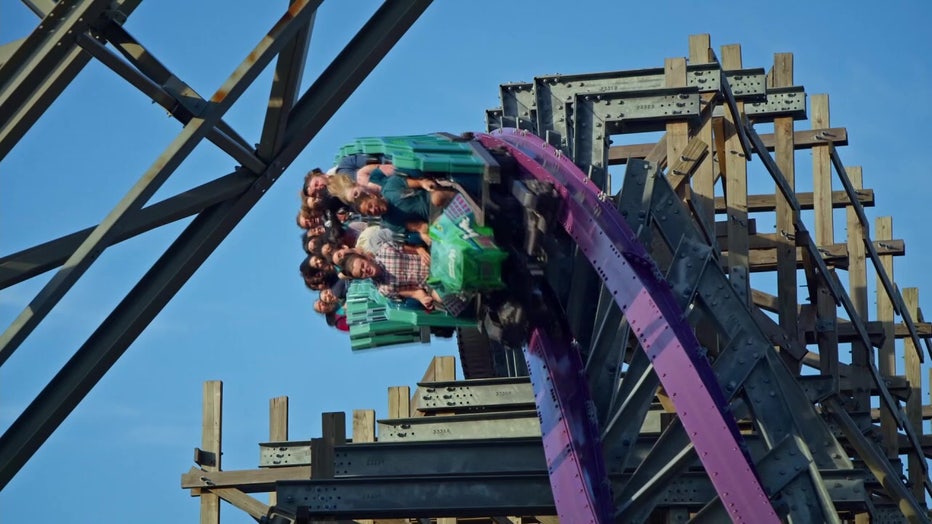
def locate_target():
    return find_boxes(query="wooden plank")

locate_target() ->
[212,488,269,520]
[201,381,222,524]
[771,52,800,374]
[688,33,715,230]
[811,94,833,245]
[353,409,376,443]
[845,167,872,416]
[904,288,924,501]
[665,138,709,193]
[352,409,377,524]
[721,43,749,305]
[721,239,904,272]
[664,56,689,199]
[268,396,288,505]
[182,466,311,492]
[388,386,411,418]
[712,188,873,213]
[608,127,849,164]
[877,216,897,458]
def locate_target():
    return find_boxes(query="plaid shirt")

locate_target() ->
[373,243,429,299]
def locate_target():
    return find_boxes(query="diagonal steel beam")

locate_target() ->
[0,0,109,121]
[73,32,268,173]
[0,0,321,365]
[0,0,433,490]
[257,4,313,161]
[0,1,143,160]
[97,23,256,160]
[0,171,255,291]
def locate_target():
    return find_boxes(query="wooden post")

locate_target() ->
[388,386,411,418]
[688,34,716,230]
[846,167,871,413]
[721,44,750,305]
[903,288,923,501]
[664,56,689,188]
[772,52,800,374]
[201,381,222,524]
[876,216,897,458]
[811,94,838,380]
[268,396,288,506]
[352,409,376,443]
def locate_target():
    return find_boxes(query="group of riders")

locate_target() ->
[296,153,459,331]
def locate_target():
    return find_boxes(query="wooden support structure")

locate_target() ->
[179,35,932,524]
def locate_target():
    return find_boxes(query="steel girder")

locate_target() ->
[0,0,433,490]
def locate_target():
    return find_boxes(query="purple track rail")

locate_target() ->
[478,129,778,524]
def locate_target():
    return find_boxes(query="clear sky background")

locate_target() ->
[1,1,931,522]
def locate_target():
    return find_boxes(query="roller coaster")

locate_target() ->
[2,2,931,523]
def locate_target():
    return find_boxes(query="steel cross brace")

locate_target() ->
[0,0,434,489]
[483,129,778,524]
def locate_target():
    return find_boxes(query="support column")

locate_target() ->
[903,288,923,501]
[721,44,750,305]
[876,216,897,458]
[772,52,799,374]
[811,94,838,381]
[200,381,222,524]
[268,396,288,506]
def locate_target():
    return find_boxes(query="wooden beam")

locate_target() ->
[688,34,716,231]
[877,216,897,458]
[388,386,411,419]
[608,127,849,164]
[721,43,749,305]
[268,396,288,506]
[846,166,872,417]
[212,488,269,520]
[904,288,924,501]
[201,381,222,524]
[665,56,690,199]
[713,189,874,213]
[182,466,312,492]
[722,238,905,272]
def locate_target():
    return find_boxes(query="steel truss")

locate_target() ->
[0,0,433,489]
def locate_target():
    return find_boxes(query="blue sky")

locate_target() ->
[2,1,931,522]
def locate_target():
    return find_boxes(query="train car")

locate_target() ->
[335,132,563,361]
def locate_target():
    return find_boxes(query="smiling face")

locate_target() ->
[349,256,380,279]
[305,176,328,198]
[320,288,337,304]
[357,194,388,216]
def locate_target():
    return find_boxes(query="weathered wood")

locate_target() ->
[688,35,716,230]
[904,287,924,501]
[721,43,749,305]
[388,386,411,418]
[771,52,800,374]
[722,239,904,272]
[713,188,873,213]
[268,396,288,506]
[353,409,376,443]
[665,138,709,193]
[846,167,872,416]
[665,56,690,199]
[353,409,377,524]
[182,466,311,492]
[200,381,222,524]
[212,488,269,520]
[877,216,897,458]
[608,127,849,164]
[811,94,833,245]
